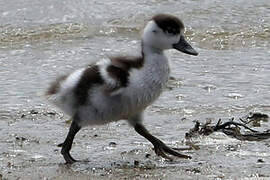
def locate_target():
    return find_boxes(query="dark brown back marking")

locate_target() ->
[152,14,184,35]
[108,56,144,87]
[46,75,68,95]
[74,65,104,105]
[107,65,129,87]
[110,56,144,71]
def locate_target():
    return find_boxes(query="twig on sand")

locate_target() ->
[185,112,270,141]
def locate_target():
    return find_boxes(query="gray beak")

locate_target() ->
[173,35,198,56]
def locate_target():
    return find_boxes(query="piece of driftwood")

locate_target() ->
[185,112,270,141]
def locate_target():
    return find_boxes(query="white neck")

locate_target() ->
[125,40,170,110]
[139,41,170,85]
[142,42,164,56]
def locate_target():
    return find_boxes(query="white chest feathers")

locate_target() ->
[124,52,170,109]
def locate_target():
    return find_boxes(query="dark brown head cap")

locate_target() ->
[152,14,184,35]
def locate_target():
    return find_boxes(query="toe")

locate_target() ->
[62,152,77,164]
[61,147,77,164]
[164,146,191,159]
[172,147,192,151]
[57,143,64,147]
[154,145,173,161]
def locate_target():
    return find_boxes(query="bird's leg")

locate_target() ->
[58,114,81,164]
[134,123,191,160]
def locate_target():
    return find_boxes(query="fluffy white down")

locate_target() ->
[48,68,85,116]
[48,20,180,127]
[78,51,170,127]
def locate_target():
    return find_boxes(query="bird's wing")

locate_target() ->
[102,56,144,96]
[101,56,144,95]
[100,57,131,96]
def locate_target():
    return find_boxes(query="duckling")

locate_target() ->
[47,14,198,163]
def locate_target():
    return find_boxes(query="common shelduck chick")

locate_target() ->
[47,14,198,164]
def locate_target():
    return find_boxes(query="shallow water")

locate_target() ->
[1,0,270,179]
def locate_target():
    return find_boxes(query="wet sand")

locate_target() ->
[1,107,270,180]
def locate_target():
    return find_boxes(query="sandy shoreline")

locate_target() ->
[1,108,269,180]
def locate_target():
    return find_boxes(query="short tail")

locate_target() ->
[46,75,68,95]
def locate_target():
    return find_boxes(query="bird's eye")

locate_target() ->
[167,30,173,34]
[152,30,157,33]
[166,27,180,35]
[166,28,175,34]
